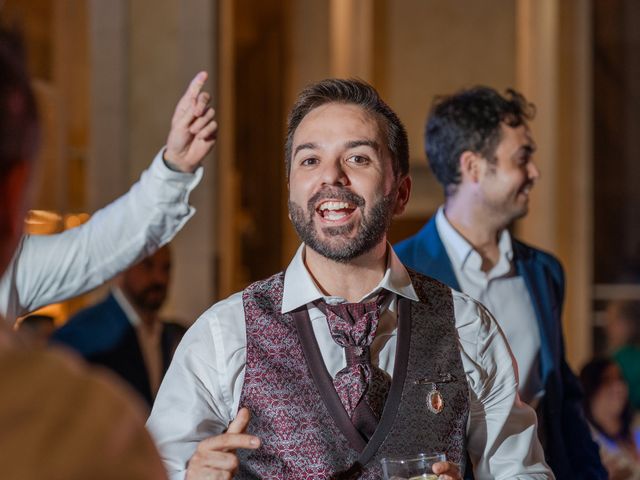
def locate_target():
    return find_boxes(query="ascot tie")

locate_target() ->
[316,293,391,440]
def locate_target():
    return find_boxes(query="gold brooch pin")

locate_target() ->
[414,373,455,415]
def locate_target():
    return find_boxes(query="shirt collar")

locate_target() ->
[112,287,141,327]
[435,206,514,272]
[281,243,419,314]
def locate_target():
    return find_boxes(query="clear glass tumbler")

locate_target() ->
[380,452,447,480]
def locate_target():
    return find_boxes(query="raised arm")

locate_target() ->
[0,72,217,322]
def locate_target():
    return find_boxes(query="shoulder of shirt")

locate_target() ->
[192,291,245,328]
[448,287,499,348]
[174,291,246,365]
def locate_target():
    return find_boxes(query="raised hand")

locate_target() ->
[164,71,218,173]
[185,408,260,480]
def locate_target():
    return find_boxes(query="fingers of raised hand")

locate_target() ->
[188,107,216,135]
[172,71,208,126]
[196,119,217,142]
[176,71,207,111]
[195,91,211,117]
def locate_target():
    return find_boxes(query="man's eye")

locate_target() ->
[301,157,318,166]
[347,155,368,165]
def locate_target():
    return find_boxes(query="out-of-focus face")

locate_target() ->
[592,363,629,418]
[478,123,539,225]
[606,301,632,351]
[287,102,409,262]
[120,246,171,315]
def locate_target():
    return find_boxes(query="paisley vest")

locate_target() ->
[237,269,469,479]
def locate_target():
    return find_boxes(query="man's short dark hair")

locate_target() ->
[0,25,39,175]
[425,86,535,195]
[285,78,409,179]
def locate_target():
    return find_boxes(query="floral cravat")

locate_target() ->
[316,293,391,440]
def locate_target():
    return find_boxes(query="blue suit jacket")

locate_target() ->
[51,293,183,408]
[394,217,606,479]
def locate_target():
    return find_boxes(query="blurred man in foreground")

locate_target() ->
[0,24,214,479]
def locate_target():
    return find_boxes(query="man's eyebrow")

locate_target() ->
[294,142,317,156]
[345,139,380,150]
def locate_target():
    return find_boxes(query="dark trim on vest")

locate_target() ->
[292,306,368,452]
[358,296,411,465]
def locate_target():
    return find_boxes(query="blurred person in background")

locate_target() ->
[581,357,640,480]
[394,86,605,479]
[52,245,186,409]
[607,300,640,411]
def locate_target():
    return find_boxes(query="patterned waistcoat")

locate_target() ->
[237,269,469,479]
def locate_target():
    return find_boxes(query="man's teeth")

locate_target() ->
[319,201,351,211]
[318,201,354,221]
[324,210,348,220]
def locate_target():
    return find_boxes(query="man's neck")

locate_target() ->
[303,242,388,303]
[137,310,159,329]
[444,196,506,272]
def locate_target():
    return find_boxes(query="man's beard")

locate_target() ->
[288,187,395,263]
[129,285,167,313]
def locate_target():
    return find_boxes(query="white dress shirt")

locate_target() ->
[147,245,553,480]
[435,207,544,406]
[0,149,202,323]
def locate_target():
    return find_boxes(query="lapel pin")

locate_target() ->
[414,373,456,415]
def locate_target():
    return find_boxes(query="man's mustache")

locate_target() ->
[141,285,167,297]
[307,187,365,212]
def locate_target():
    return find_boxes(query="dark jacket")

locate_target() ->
[51,292,184,408]
[394,216,606,479]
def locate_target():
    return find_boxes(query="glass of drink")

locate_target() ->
[380,452,447,480]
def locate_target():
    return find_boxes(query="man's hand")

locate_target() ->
[185,408,260,480]
[432,460,462,480]
[164,71,218,173]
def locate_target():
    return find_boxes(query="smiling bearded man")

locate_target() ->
[147,79,552,480]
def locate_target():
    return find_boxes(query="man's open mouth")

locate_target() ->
[316,201,357,221]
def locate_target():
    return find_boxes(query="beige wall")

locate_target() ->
[384,0,517,217]
[14,0,595,362]
[89,0,218,324]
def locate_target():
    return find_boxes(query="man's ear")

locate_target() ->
[459,150,483,183]
[393,175,412,216]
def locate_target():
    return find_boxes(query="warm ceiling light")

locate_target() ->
[24,210,63,235]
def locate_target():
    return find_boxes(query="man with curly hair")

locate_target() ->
[395,86,606,479]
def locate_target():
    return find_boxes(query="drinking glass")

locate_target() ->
[380,452,446,480]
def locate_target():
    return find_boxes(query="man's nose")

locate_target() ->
[321,159,349,186]
[528,161,540,181]
[152,266,170,285]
